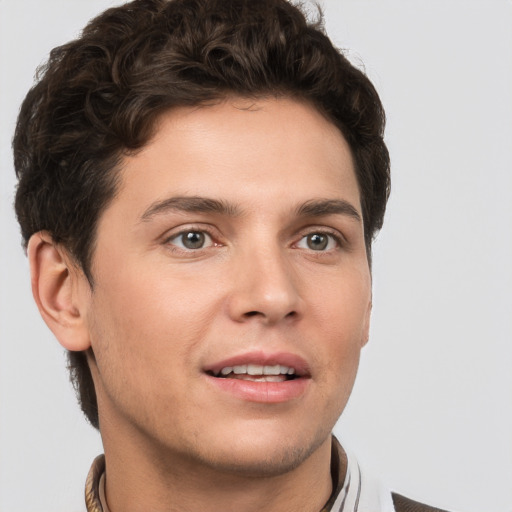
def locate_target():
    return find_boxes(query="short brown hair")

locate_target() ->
[14,0,390,429]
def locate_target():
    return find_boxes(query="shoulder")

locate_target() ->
[392,493,452,512]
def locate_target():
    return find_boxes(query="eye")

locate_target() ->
[168,230,213,250]
[296,232,339,251]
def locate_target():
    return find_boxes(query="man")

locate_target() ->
[13,0,450,511]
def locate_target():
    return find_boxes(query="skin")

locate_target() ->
[29,97,372,512]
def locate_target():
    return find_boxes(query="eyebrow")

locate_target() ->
[295,199,362,222]
[140,196,361,223]
[140,196,242,221]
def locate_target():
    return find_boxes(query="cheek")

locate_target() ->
[307,269,370,383]
[310,270,371,338]
[88,266,222,369]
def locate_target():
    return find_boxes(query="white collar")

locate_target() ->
[331,448,396,512]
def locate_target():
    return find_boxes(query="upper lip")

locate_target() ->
[204,351,311,378]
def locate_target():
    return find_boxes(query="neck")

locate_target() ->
[100,428,336,512]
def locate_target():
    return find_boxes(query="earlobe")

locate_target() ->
[27,232,91,351]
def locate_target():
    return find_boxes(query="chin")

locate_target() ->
[192,422,332,478]
[201,444,317,478]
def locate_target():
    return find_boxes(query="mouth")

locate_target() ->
[207,364,298,382]
[203,352,310,403]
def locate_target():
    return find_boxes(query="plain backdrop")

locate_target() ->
[1,1,511,511]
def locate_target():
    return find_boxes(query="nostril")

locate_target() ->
[242,310,297,321]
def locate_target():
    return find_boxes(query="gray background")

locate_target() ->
[1,1,511,511]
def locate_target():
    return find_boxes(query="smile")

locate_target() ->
[204,352,310,403]
[214,364,297,382]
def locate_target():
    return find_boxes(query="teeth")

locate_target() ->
[264,364,281,375]
[238,375,285,382]
[247,364,263,375]
[265,375,284,382]
[217,364,296,377]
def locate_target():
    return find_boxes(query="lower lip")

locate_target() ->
[205,375,310,403]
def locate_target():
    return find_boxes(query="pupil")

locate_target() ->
[307,234,327,250]
[183,231,205,249]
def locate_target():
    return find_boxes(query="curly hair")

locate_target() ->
[13,0,390,429]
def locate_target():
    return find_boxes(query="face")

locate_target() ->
[83,97,371,476]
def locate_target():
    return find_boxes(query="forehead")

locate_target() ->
[107,96,360,222]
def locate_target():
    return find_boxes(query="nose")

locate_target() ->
[226,245,303,325]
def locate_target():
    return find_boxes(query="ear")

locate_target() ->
[360,298,372,348]
[27,231,91,351]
